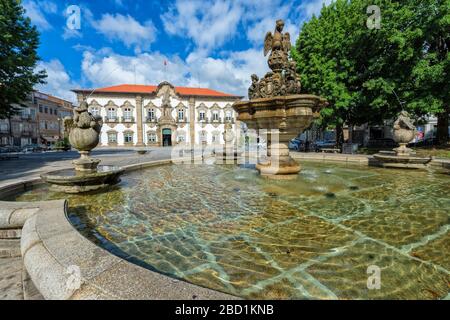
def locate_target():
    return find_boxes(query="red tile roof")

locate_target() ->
[72,84,242,98]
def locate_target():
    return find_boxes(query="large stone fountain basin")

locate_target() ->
[233,94,326,135]
[373,151,431,169]
[41,165,124,194]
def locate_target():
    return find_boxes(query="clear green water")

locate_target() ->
[10,162,450,299]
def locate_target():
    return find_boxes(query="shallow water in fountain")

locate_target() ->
[8,162,450,299]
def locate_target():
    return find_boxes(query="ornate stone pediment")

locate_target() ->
[121,100,135,109]
[224,103,233,112]
[176,102,186,111]
[210,103,221,111]
[144,101,159,110]
[89,99,102,108]
[105,100,119,109]
[197,103,208,111]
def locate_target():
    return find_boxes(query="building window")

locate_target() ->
[123,108,132,120]
[44,107,48,114]
[107,108,116,120]
[39,105,43,113]
[147,109,155,121]
[199,111,205,121]
[90,107,99,116]
[212,111,219,121]
[124,131,133,144]
[225,111,232,121]
[107,132,117,143]
[148,132,157,143]
[178,109,184,121]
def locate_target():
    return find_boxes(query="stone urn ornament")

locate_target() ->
[373,111,431,169]
[392,111,416,156]
[41,99,124,193]
[66,100,103,172]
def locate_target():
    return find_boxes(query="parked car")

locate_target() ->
[0,145,22,153]
[289,138,310,152]
[408,137,438,147]
[22,144,45,153]
[313,140,337,152]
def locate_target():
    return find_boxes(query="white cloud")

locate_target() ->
[62,27,82,40]
[35,60,78,102]
[40,0,57,14]
[160,0,307,52]
[80,48,269,98]
[161,0,242,51]
[299,0,333,18]
[22,0,58,30]
[91,13,157,52]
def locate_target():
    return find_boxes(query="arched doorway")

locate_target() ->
[162,128,172,147]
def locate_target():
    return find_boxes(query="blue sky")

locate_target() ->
[22,0,331,101]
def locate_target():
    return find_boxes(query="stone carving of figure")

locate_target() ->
[248,74,260,99]
[264,19,291,72]
[248,19,301,99]
[162,87,171,107]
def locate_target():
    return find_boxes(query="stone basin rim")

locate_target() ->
[40,166,125,186]
[1,158,238,300]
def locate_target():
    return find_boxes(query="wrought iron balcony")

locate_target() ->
[121,116,135,123]
[104,116,118,123]
[146,117,158,123]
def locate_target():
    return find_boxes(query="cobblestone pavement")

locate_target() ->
[0,147,174,300]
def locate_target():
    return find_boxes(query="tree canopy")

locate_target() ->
[292,0,449,144]
[0,0,47,118]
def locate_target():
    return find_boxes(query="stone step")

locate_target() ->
[0,229,22,239]
[0,239,21,258]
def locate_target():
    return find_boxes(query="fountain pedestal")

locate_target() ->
[41,100,124,193]
[374,112,431,169]
[215,122,241,163]
[73,151,101,172]
[234,95,326,180]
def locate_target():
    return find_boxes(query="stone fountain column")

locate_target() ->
[232,19,328,180]
[257,128,300,178]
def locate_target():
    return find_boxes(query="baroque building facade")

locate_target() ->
[72,82,243,147]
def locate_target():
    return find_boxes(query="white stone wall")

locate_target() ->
[85,94,238,147]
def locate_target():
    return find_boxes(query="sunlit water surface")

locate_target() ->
[10,162,450,299]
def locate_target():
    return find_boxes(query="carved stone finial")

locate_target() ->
[249,19,301,99]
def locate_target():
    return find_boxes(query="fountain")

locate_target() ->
[233,19,327,179]
[374,111,431,169]
[215,122,241,163]
[41,100,124,193]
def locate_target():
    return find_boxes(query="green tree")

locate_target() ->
[0,0,46,119]
[292,0,450,145]
[408,0,449,144]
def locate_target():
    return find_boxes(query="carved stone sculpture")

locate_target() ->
[393,111,416,156]
[41,98,124,193]
[67,100,103,172]
[248,19,302,99]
